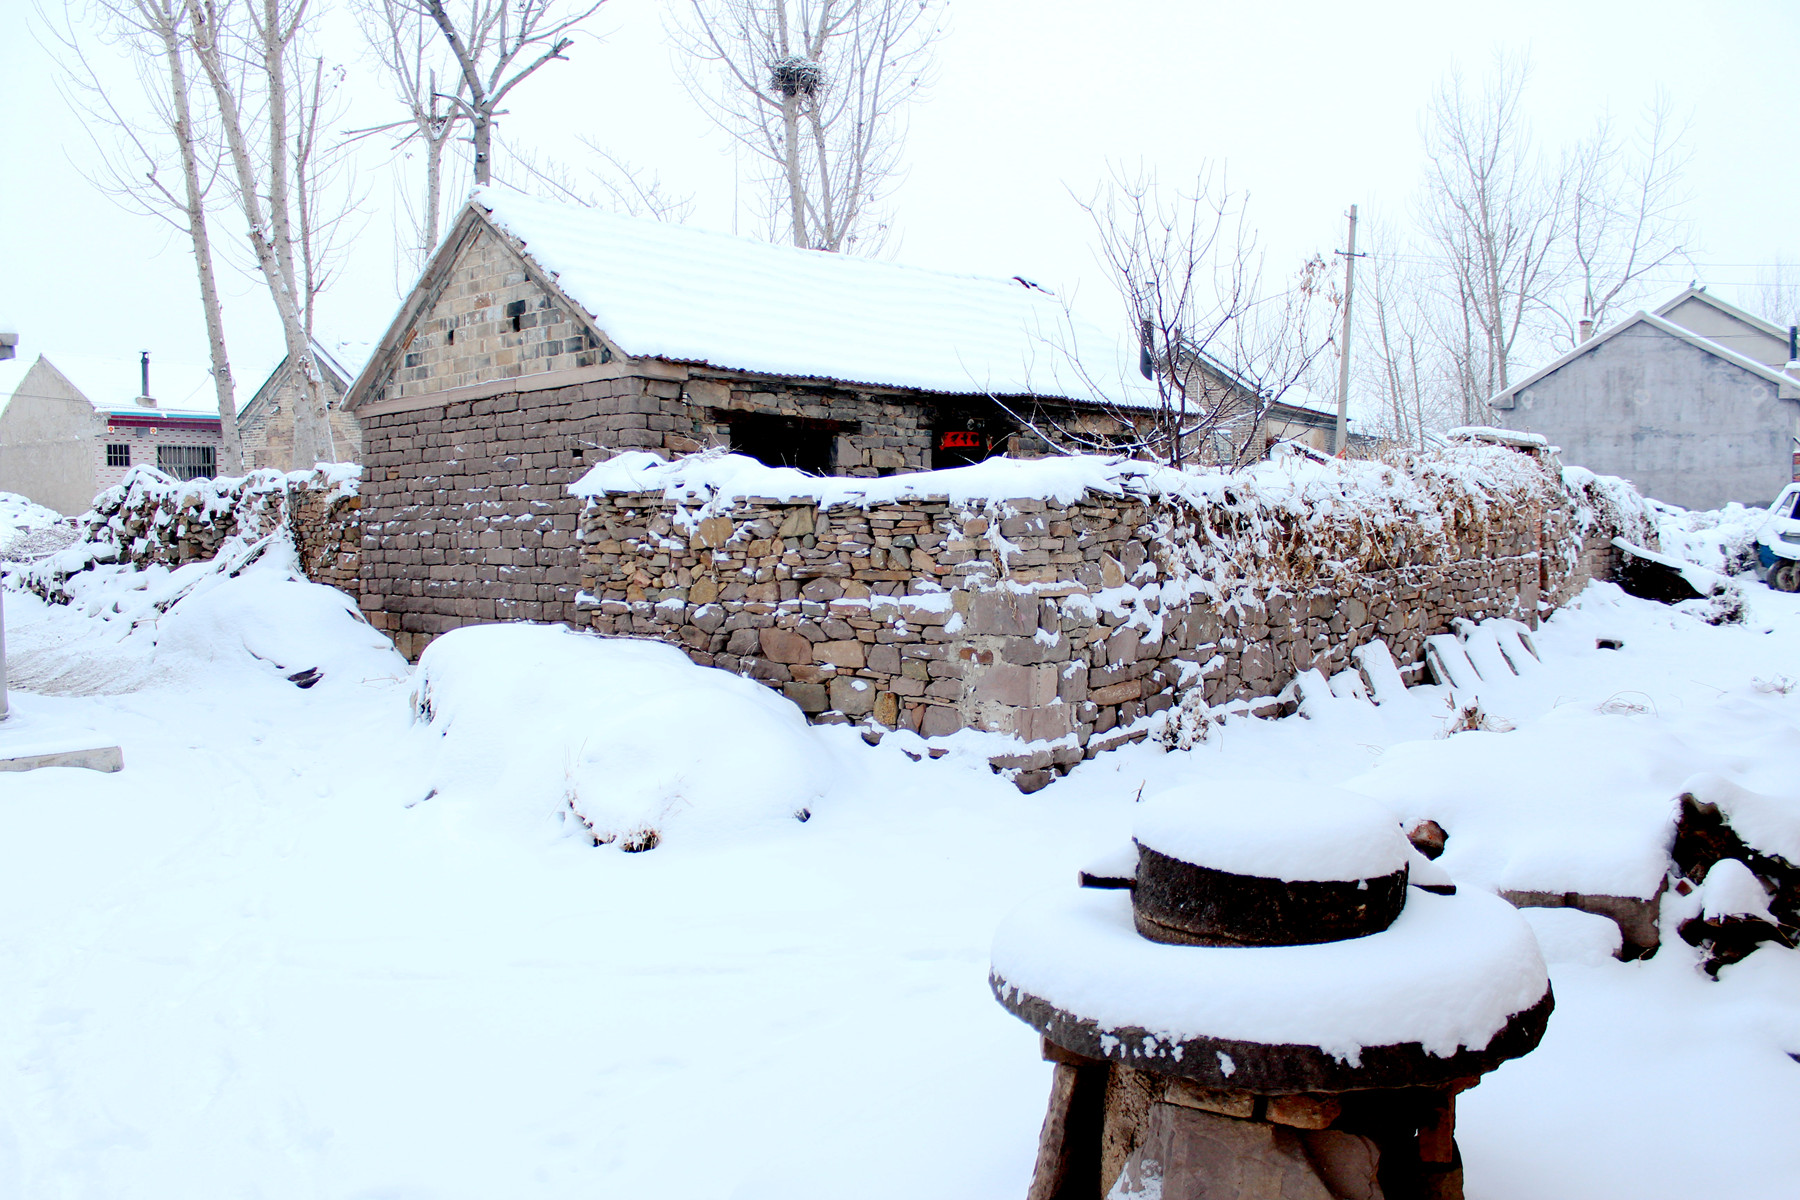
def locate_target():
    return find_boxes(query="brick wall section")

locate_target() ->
[575,457,1635,786]
[358,370,995,657]
[376,225,605,403]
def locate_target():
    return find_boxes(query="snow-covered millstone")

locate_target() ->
[1131,783,1413,947]
[991,783,1554,1200]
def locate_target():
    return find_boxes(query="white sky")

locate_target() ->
[4,0,1798,412]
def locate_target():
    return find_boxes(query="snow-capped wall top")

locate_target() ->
[570,448,1198,508]
[471,186,1157,408]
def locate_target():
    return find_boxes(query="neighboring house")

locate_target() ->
[236,338,369,470]
[0,350,223,516]
[1489,288,1800,509]
[343,186,1157,650]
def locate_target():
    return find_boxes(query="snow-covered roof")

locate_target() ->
[1488,311,1800,408]
[468,187,1157,408]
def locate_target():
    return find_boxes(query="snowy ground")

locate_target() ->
[1,554,1798,1198]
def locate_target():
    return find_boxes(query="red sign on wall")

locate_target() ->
[939,430,984,450]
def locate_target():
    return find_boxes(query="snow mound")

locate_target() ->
[2,542,405,697]
[0,492,69,557]
[1700,859,1778,924]
[411,624,831,848]
[152,564,404,691]
[1519,907,1622,965]
[1133,781,1409,882]
[1650,500,1765,576]
[991,886,1548,1062]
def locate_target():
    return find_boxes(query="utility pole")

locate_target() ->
[1333,204,1364,455]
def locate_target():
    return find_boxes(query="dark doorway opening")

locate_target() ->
[728,411,836,474]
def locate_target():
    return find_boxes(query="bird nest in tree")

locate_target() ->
[769,55,823,98]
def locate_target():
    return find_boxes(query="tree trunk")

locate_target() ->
[159,16,242,475]
[190,9,330,468]
[781,92,806,247]
[473,108,492,185]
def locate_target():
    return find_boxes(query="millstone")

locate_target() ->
[1130,782,1412,947]
[1134,844,1410,947]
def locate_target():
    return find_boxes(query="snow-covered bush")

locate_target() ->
[19,463,359,605]
[410,624,832,849]
[1649,500,1765,576]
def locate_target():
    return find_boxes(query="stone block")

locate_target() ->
[973,663,1058,707]
[815,639,866,669]
[783,681,829,713]
[828,674,876,716]
[1016,703,1074,743]
[968,589,1037,636]
[919,704,964,737]
[759,626,813,663]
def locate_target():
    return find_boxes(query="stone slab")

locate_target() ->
[0,745,124,774]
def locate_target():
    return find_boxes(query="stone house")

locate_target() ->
[1490,288,1800,509]
[343,186,1161,655]
[236,338,369,470]
[0,348,223,515]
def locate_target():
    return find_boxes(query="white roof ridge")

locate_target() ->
[1488,310,1799,407]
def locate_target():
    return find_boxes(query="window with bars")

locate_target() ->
[156,444,216,481]
[106,444,131,468]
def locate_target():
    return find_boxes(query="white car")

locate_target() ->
[1755,482,1800,591]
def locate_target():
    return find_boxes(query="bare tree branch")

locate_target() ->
[671,0,943,253]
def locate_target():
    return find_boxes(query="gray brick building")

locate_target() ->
[344,188,1157,658]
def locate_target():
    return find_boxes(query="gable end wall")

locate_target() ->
[1502,323,1798,508]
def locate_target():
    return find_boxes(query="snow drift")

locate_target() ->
[410,623,832,848]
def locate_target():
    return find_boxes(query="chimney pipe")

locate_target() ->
[1579,318,1594,343]
[140,351,150,397]
[1138,318,1154,380]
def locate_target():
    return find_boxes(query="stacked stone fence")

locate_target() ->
[576,444,1654,789]
[21,464,363,603]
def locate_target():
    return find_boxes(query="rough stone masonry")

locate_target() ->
[574,443,1652,791]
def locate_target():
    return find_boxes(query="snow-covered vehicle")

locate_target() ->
[1754,482,1800,591]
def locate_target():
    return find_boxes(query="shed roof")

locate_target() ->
[458,187,1158,409]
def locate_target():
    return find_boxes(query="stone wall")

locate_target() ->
[575,446,1645,788]
[23,465,363,603]
[357,366,1036,658]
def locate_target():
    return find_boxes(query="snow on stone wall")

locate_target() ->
[575,445,1653,789]
[21,464,363,603]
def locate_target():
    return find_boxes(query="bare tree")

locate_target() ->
[412,0,609,188]
[185,0,357,467]
[1562,92,1693,339]
[349,0,469,275]
[1354,228,1463,450]
[1418,56,1569,424]
[672,0,943,253]
[46,0,246,473]
[1756,257,1800,334]
[1071,165,1338,468]
[496,133,695,222]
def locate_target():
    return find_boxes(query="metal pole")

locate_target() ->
[1333,205,1360,455]
[1,585,9,721]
